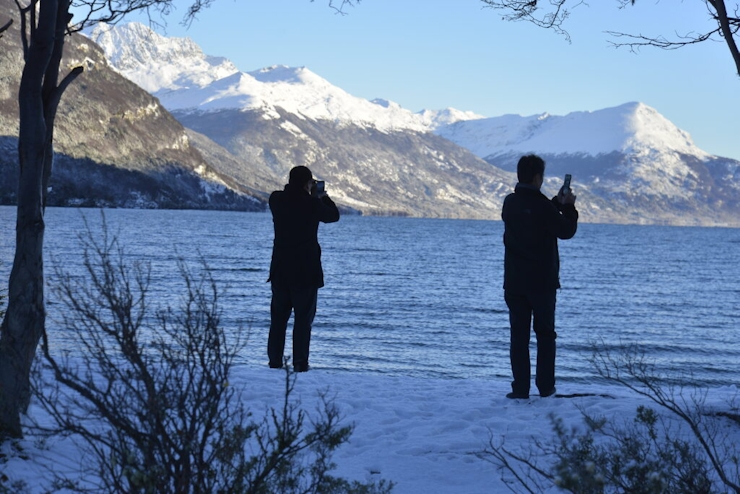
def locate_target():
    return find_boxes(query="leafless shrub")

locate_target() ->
[30,218,392,493]
[479,343,740,494]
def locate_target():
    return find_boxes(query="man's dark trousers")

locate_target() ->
[505,290,557,396]
[268,280,318,371]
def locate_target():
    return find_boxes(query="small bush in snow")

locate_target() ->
[30,218,392,494]
[479,344,740,494]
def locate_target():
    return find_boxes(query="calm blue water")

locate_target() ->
[0,206,738,386]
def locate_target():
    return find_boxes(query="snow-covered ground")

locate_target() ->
[3,365,739,493]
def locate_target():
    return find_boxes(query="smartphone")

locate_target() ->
[563,174,572,195]
[313,180,325,197]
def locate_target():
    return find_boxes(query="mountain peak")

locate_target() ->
[91,22,483,132]
[88,22,239,92]
[435,102,709,159]
[249,65,312,84]
[617,102,701,155]
[417,107,486,129]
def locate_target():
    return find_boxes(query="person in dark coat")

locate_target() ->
[267,166,340,372]
[502,154,578,399]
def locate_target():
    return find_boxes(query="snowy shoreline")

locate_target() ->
[5,365,739,493]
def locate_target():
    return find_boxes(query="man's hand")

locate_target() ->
[558,188,577,205]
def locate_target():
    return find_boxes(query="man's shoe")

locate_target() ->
[539,387,557,398]
[506,392,529,400]
[269,362,282,369]
[294,363,309,373]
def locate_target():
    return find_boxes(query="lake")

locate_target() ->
[0,206,738,387]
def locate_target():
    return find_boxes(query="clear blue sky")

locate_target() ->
[127,0,740,159]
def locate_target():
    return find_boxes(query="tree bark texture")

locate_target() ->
[0,0,79,439]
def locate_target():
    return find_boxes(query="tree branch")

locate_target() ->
[69,1,360,33]
[477,435,551,494]
[606,28,718,52]
[47,66,84,119]
[15,0,37,61]
[0,18,12,38]
[483,0,740,78]
[590,344,740,493]
[610,0,740,77]
[481,0,578,43]
[712,0,740,76]
[325,0,361,15]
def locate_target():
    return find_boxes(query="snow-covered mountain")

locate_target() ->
[435,102,740,214]
[0,1,263,211]
[88,23,710,158]
[435,102,709,160]
[90,23,483,133]
[91,22,239,93]
[87,22,512,219]
[87,22,740,226]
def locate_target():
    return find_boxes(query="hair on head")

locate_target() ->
[517,155,545,184]
[289,166,313,186]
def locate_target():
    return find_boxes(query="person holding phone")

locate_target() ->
[267,166,340,372]
[501,154,578,399]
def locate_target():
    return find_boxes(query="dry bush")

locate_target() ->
[30,218,392,494]
[479,344,740,494]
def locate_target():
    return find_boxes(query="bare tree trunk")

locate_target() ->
[713,0,740,77]
[0,0,336,441]
[0,0,80,439]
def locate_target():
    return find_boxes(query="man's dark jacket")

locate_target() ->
[269,183,340,288]
[502,184,578,293]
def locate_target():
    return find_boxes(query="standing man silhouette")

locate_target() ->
[502,155,578,399]
[268,166,340,372]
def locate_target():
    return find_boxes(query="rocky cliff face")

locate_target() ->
[0,0,263,211]
[174,108,512,218]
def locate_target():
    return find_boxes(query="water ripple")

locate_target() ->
[0,208,737,387]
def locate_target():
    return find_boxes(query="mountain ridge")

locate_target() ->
[91,23,719,162]
[88,21,740,226]
[436,102,709,160]
[2,13,737,226]
[89,23,483,133]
